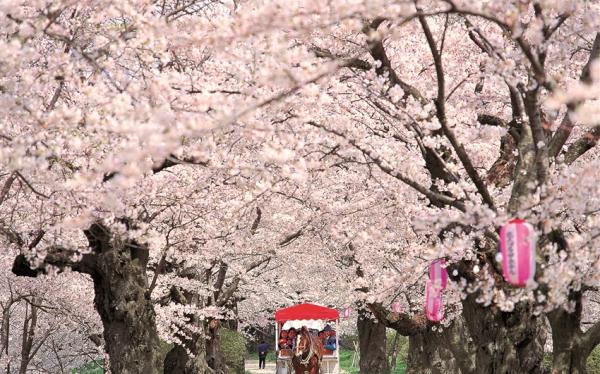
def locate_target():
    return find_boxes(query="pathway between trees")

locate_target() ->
[245,360,276,373]
[245,359,348,373]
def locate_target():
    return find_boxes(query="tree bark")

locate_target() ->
[12,221,164,374]
[461,294,546,374]
[368,303,476,373]
[206,319,227,374]
[84,223,163,374]
[161,284,214,374]
[164,340,212,374]
[406,316,476,374]
[358,308,389,374]
[547,291,597,374]
[407,329,455,374]
[549,312,588,374]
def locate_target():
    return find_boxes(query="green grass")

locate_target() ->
[71,359,103,374]
[588,345,600,374]
[339,349,359,374]
[338,349,406,374]
[391,362,407,374]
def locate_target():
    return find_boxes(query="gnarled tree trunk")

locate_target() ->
[84,223,163,374]
[164,339,211,374]
[407,329,457,374]
[461,294,546,374]
[13,222,163,374]
[161,285,212,374]
[547,290,600,374]
[358,308,389,374]
[549,319,588,374]
[206,319,227,374]
[406,316,476,374]
[369,303,476,374]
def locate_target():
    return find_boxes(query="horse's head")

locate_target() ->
[294,327,310,357]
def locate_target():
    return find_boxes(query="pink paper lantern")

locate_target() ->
[429,258,448,290]
[499,218,537,287]
[391,301,402,313]
[425,280,444,322]
[343,308,350,319]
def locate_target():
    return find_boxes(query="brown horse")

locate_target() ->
[292,326,323,374]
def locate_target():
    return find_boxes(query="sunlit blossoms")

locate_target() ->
[2,0,600,373]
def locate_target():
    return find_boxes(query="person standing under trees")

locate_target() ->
[257,340,269,370]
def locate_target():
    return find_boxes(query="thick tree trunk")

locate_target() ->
[162,284,213,374]
[85,223,163,374]
[162,319,212,374]
[406,317,476,374]
[407,330,455,374]
[368,303,475,373]
[206,319,228,374]
[547,292,590,374]
[164,343,212,374]
[161,283,230,373]
[462,294,546,374]
[550,348,587,374]
[358,308,389,374]
[12,222,164,374]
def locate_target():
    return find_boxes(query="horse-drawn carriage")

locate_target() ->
[275,303,340,374]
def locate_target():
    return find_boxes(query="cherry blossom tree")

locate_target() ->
[0,251,101,373]
[3,1,600,374]
[294,1,600,372]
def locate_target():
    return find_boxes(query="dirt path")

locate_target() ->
[245,359,348,373]
[245,359,277,373]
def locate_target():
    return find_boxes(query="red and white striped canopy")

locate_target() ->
[275,303,340,322]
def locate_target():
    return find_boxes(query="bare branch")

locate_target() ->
[368,302,428,336]
[0,173,17,206]
[278,228,303,247]
[15,171,49,199]
[46,80,64,112]
[103,154,209,182]
[250,207,262,235]
[477,114,507,128]
[28,230,45,250]
[544,13,570,39]
[216,256,271,307]
[563,125,600,164]
[310,46,373,70]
